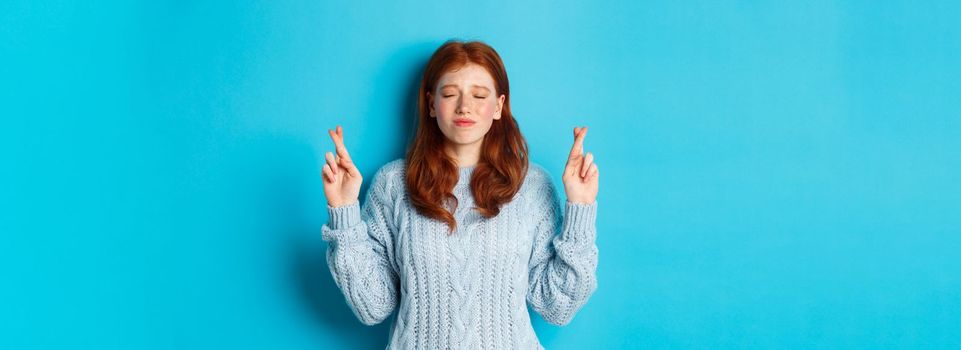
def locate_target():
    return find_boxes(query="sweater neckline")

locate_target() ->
[457,165,475,184]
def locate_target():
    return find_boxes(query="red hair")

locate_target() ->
[406,40,529,234]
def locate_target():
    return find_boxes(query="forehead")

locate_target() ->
[437,63,496,89]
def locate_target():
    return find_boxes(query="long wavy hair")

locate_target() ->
[406,40,529,234]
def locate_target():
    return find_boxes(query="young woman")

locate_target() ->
[320,40,599,349]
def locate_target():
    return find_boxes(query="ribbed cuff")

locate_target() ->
[560,200,597,243]
[327,202,361,231]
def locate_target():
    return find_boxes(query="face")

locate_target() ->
[428,63,506,148]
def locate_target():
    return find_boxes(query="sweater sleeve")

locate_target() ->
[321,167,400,326]
[526,175,599,326]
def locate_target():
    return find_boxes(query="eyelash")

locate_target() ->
[442,95,487,99]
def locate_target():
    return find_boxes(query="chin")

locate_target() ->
[447,134,483,145]
[453,137,481,145]
[440,130,477,144]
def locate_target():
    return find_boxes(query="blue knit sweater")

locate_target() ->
[322,159,598,349]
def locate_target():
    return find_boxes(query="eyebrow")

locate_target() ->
[440,84,491,92]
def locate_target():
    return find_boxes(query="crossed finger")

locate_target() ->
[581,152,594,178]
[328,125,359,176]
[568,126,587,160]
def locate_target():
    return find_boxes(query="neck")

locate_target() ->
[445,140,482,168]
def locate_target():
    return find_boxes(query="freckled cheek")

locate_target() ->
[436,101,456,119]
[476,102,496,118]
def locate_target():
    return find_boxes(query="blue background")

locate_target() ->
[3,1,960,348]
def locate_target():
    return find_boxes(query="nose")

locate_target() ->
[456,96,472,115]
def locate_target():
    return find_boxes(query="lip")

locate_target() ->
[453,119,476,127]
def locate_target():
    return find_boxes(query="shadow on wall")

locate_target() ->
[289,41,438,348]
[230,133,387,348]
[391,41,439,158]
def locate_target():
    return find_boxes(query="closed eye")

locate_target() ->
[474,95,488,99]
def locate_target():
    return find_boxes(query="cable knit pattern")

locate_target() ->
[322,159,598,349]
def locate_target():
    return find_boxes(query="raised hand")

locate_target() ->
[321,126,363,207]
[562,126,599,204]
